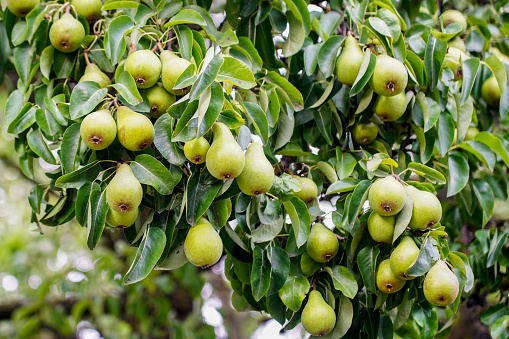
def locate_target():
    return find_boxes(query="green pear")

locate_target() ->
[408,190,442,230]
[106,164,143,213]
[125,50,162,89]
[370,55,408,96]
[307,223,339,263]
[49,13,86,53]
[376,259,406,294]
[423,260,459,306]
[492,198,509,221]
[389,236,420,280]
[335,35,364,87]
[7,0,39,17]
[442,47,468,81]
[293,176,318,204]
[464,126,479,141]
[116,106,154,151]
[301,290,336,336]
[80,109,117,150]
[145,84,175,118]
[184,221,223,268]
[482,75,500,106]
[352,122,378,145]
[184,137,210,164]
[441,10,467,36]
[236,142,275,196]
[448,37,466,53]
[368,176,407,216]
[368,212,395,243]
[71,0,102,23]
[405,185,420,196]
[160,51,192,95]
[79,64,111,88]
[106,207,138,229]
[205,122,245,180]
[374,92,407,122]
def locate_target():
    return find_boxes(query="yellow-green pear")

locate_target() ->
[160,51,192,95]
[492,198,509,221]
[482,75,501,106]
[368,212,395,243]
[368,176,407,216]
[464,126,480,141]
[236,142,275,196]
[307,223,339,263]
[7,0,39,17]
[106,207,138,228]
[116,106,154,151]
[405,185,420,196]
[335,35,364,86]
[71,0,102,23]
[389,236,420,280]
[106,164,143,213]
[145,84,176,118]
[376,259,406,293]
[374,92,407,122]
[184,221,223,268]
[448,37,466,53]
[441,10,467,36]
[80,109,117,150]
[424,260,459,306]
[442,47,468,81]
[79,64,111,88]
[301,290,336,336]
[370,55,408,96]
[352,122,378,145]
[206,122,245,180]
[293,176,318,204]
[408,191,442,230]
[49,13,85,53]
[184,137,210,164]
[125,50,162,89]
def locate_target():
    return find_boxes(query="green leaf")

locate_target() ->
[407,162,446,184]
[130,154,175,195]
[472,178,494,227]
[87,186,108,250]
[485,55,509,118]
[76,182,95,227]
[393,195,413,243]
[431,24,462,41]
[267,246,290,295]
[61,123,81,174]
[481,304,509,326]
[415,92,440,132]
[282,9,305,57]
[251,217,284,243]
[350,50,377,97]
[487,228,509,268]
[325,266,358,299]
[447,153,469,196]
[317,35,344,78]
[165,9,207,27]
[357,246,380,293]
[216,56,256,89]
[13,44,32,86]
[282,197,311,248]
[55,161,101,189]
[242,102,269,145]
[153,114,186,165]
[346,180,371,231]
[4,90,23,127]
[460,58,480,105]
[405,237,440,276]
[313,108,333,145]
[7,104,36,134]
[207,199,229,229]
[474,132,509,168]
[189,54,224,102]
[36,107,60,136]
[438,112,454,156]
[278,275,310,311]
[104,15,134,65]
[102,0,141,10]
[123,227,166,284]
[263,71,304,111]
[70,82,108,120]
[28,184,44,214]
[112,71,143,105]
[457,141,495,171]
[186,168,222,225]
[251,246,271,301]
[336,149,357,180]
[424,34,447,90]
[326,178,360,194]
[27,128,57,165]
[491,316,509,339]
[197,82,224,137]
[304,44,321,76]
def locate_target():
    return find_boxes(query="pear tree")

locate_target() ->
[1,0,509,337]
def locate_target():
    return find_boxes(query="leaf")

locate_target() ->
[28,184,44,214]
[346,180,372,231]
[189,54,224,102]
[153,114,186,165]
[216,56,256,89]
[123,227,166,284]
[186,168,222,225]
[357,246,380,293]
[70,82,108,120]
[55,161,101,189]
[111,71,143,105]
[350,50,377,97]
[317,35,344,78]
[325,266,358,299]
[487,228,509,268]
[61,123,81,174]
[251,217,284,243]
[424,34,447,90]
[457,141,495,171]
[282,10,305,57]
[447,152,469,197]
[263,71,304,111]
[460,58,480,105]
[317,161,338,183]
[130,154,175,195]
[485,55,509,118]
[393,195,413,243]
[474,132,509,168]
[282,197,310,248]
[405,237,440,276]
[7,104,36,134]
[87,186,108,250]
[242,102,269,145]
[407,162,446,184]
[438,112,455,157]
[251,246,271,301]
[105,15,134,65]
[267,246,290,295]
[313,108,333,145]
[336,149,357,180]
[13,44,32,86]
[326,178,360,194]
[472,179,494,227]
[27,128,57,165]
[165,9,207,26]
[278,275,310,311]
[304,44,321,76]
[36,107,60,136]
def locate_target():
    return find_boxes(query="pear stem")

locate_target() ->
[156,42,165,53]
[312,279,316,291]
[65,3,71,14]
[265,192,279,200]
[83,50,92,66]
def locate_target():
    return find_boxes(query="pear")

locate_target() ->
[481,75,500,106]
[7,0,39,17]
[184,137,210,164]
[368,212,395,243]
[424,260,459,306]
[370,55,408,97]
[79,64,111,88]
[335,35,364,87]
[71,0,102,23]
[49,13,86,53]
[184,221,223,268]
[376,259,406,294]
[352,122,378,145]
[405,185,420,196]
[389,236,420,280]
[408,190,442,230]
[106,164,143,213]
[301,290,336,336]
[374,92,407,122]
[441,10,467,36]
[368,176,407,216]
[125,50,162,89]
[145,84,176,118]
[160,51,192,95]
[293,176,318,204]
[106,207,138,229]
[206,122,245,180]
[448,37,466,53]
[116,106,154,151]
[307,223,339,263]
[80,109,117,150]
[236,142,275,196]
[442,47,468,81]
[464,126,480,141]
[492,198,509,221]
